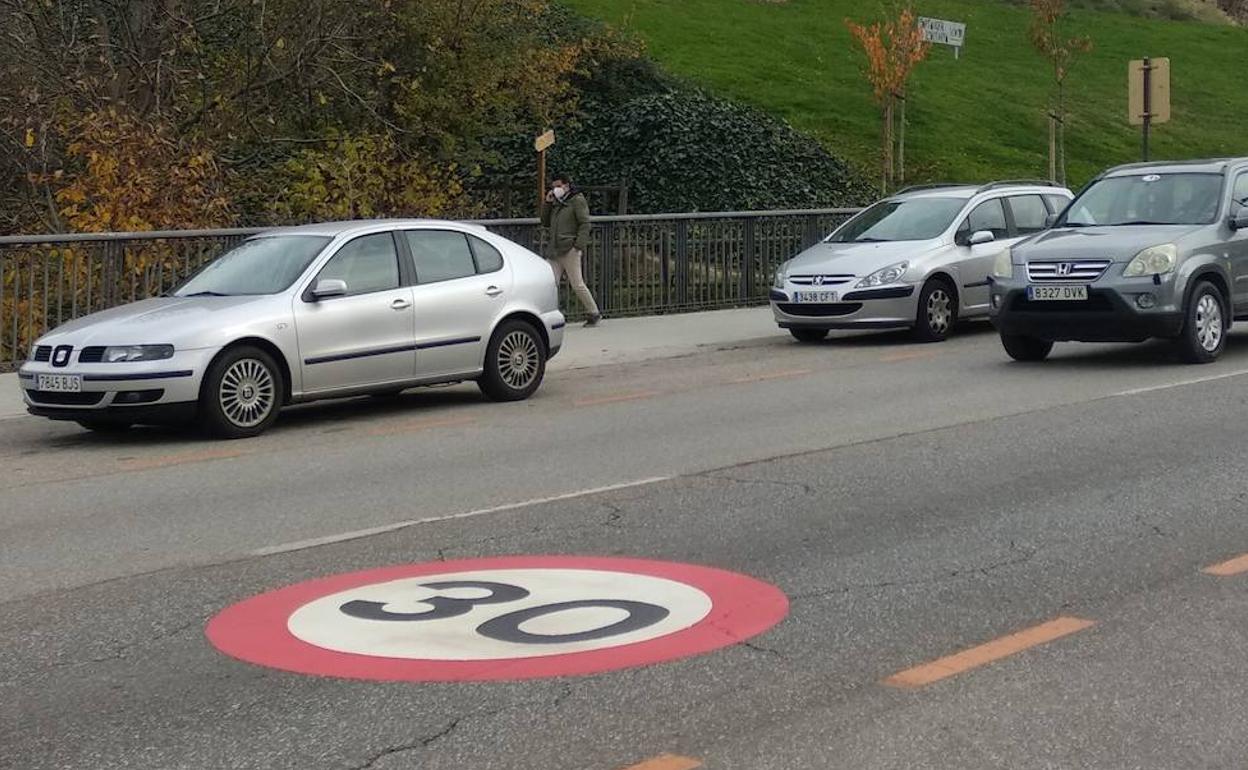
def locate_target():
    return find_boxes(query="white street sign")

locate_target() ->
[918,17,966,49]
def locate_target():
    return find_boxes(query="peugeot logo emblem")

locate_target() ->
[1057,262,1074,277]
[813,275,825,286]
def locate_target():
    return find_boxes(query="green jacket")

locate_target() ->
[539,191,591,257]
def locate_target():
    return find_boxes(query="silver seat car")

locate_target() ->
[18,220,566,437]
[991,158,1248,364]
[771,181,1073,342]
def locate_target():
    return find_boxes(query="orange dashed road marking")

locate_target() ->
[1202,553,1248,576]
[728,368,812,384]
[367,415,476,436]
[879,348,938,364]
[573,391,661,408]
[619,755,703,770]
[120,448,246,472]
[883,616,1096,689]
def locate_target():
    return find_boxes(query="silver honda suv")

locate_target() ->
[990,158,1248,363]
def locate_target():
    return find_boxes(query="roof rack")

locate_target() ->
[976,179,1061,192]
[894,183,973,194]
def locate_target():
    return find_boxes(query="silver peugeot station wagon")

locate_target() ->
[990,158,1248,364]
[19,220,566,438]
[771,181,1073,343]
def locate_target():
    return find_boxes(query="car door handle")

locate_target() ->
[485,286,504,297]
[391,298,412,310]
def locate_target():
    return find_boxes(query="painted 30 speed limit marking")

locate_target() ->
[206,555,789,681]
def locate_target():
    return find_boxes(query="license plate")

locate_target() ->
[792,291,838,303]
[1027,285,1088,301]
[36,374,82,392]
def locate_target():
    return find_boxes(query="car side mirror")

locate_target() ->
[310,278,348,300]
[1044,213,1059,228]
[1232,208,1248,231]
[968,230,996,246]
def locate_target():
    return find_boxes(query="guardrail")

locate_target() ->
[0,207,859,369]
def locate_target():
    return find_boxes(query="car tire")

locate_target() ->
[76,419,133,433]
[478,319,546,402]
[790,328,828,343]
[1000,334,1054,362]
[198,345,284,439]
[913,279,957,343]
[1175,280,1227,364]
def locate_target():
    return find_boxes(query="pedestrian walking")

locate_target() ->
[540,174,602,326]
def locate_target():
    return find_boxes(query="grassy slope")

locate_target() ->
[563,0,1248,189]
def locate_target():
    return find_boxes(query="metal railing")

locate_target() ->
[0,207,859,369]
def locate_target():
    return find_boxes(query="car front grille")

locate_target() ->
[1026,260,1111,282]
[25,390,106,406]
[79,346,106,363]
[776,302,863,317]
[788,274,854,286]
[33,345,51,362]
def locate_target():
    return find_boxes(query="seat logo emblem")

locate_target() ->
[813,275,825,286]
[1057,262,1073,277]
[52,346,72,367]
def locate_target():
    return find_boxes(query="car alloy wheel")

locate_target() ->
[927,288,952,336]
[218,358,277,429]
[497,330,540,390]
[1195,293,1223,353]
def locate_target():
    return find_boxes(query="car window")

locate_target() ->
[1008,195,1049,235]
[1064,173,1223,226]
[1233,174,1248,208]
[405,230,478,284]
[316,233,400,296]
[470,235,505,274]
[826,198,967,243]
[962,199,1009,242]
[1044,194,1070,215]
[175,236,329,297]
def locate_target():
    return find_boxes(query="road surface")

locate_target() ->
[4,319,1248,769]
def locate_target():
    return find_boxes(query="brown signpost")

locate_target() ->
[535,129,555,206]
[1129,58,1170,161]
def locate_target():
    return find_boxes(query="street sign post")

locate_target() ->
[1129,58,1170,161]
[918,17,966,59]
[534,129,556,207]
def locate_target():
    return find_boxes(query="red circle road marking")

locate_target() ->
[205,555,789,682]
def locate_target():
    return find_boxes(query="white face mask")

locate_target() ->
[552,185,567,201]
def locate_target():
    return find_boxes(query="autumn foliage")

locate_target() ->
[846,6,929,193]
[1028,0,1093,184]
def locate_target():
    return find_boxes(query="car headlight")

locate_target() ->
[103,344,175,363]
[992,248,1013,279]
[855,262,908,288]
[773,264,788,289]
[1123,244,1177,277]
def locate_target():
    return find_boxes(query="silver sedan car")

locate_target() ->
[771,181,1073,343]
[18,220,566,438]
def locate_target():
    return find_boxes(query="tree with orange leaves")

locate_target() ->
[846,6,930,194]
[1029,0,1093,185]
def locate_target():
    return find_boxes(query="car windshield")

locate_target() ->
[1062,172,1224,227]
[826,198,967,243]
[173,235,330,297]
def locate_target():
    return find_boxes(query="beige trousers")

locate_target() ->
[548,248,600,316]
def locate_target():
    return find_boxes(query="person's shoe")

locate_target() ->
[584,314,602,327]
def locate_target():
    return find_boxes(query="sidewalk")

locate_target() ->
[0,307,778,421]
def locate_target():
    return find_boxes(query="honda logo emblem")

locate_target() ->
[1056,262,1074,277]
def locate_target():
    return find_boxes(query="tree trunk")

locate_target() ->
[897,92,906,187]
[882,97,895,194]
[1058,82,1068,186]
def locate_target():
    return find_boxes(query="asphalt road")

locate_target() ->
[5,322,1248,769]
